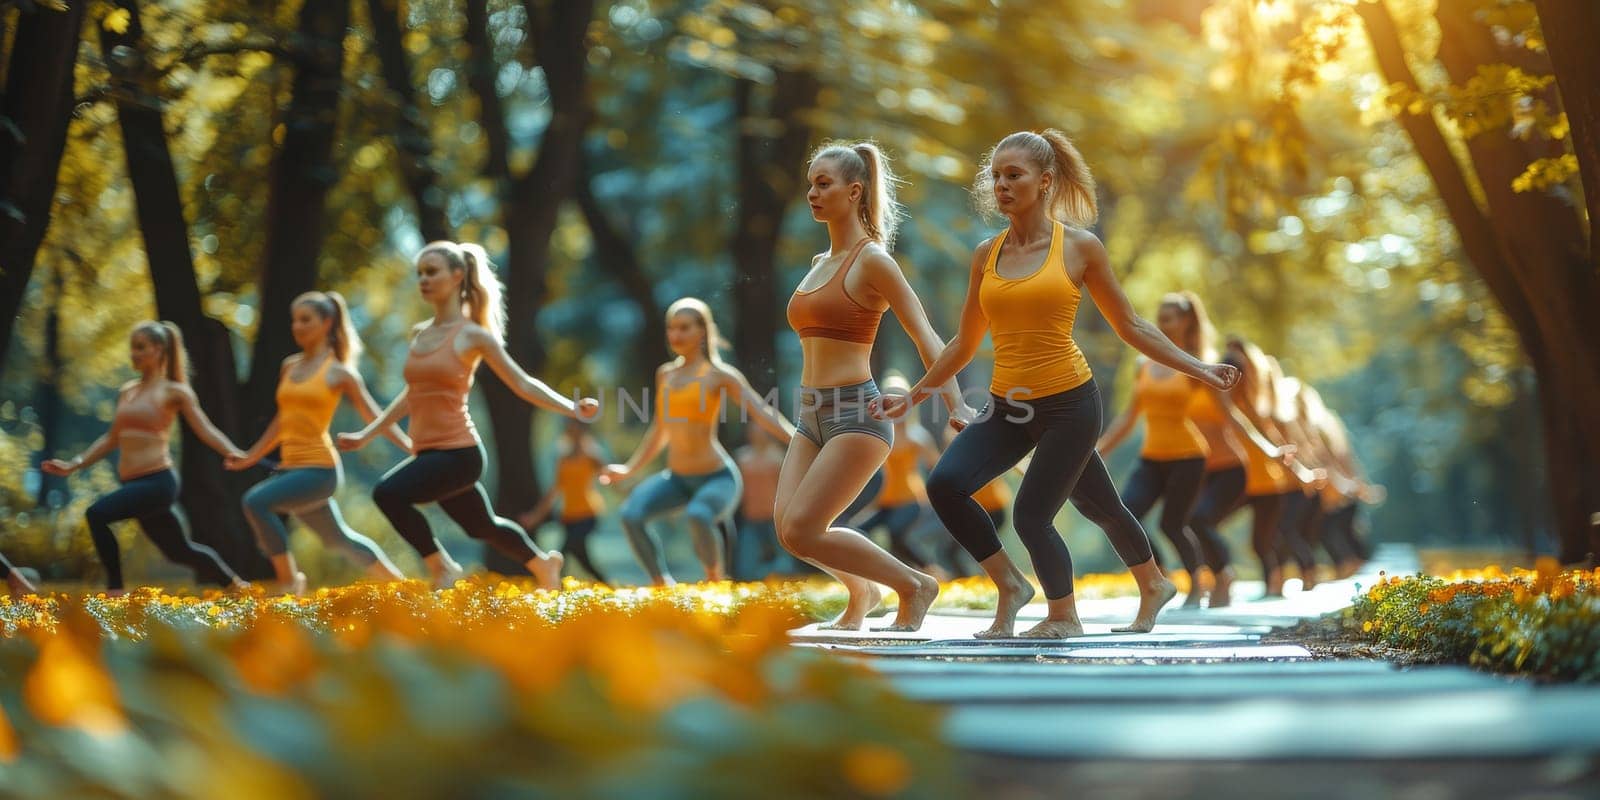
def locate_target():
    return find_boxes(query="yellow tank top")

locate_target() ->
[1242,428,1291,496]
[555,453,604,521]
[659,365,724,424]
[1186,387,1243,470]
[277,356,340,468]
[973,476,1011,512]
[878,437,926,506]
[979,223,1093,400]
[1135,363,1208,461]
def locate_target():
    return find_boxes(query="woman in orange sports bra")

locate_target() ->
[338,241,600,590]
[772,141,968,632]
[518,417,612,583]
[878,130,1239,639]
[226,292,409,593]
[43,321,249,594]
[602,298,795,586]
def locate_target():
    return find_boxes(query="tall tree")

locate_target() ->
[0,2,87,368]
[1530,0,1599,267]
[1357,0,1600,562]
[463,0,596,571]
[366,0,450,243]
[100,0,268,577]
[243,0,351,430]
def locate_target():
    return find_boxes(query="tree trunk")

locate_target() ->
[0,3,87,369]
[243,0,351,431]
[1532,0,1600,267]
[466,0,595,572]
[365,0,450,242]
[731,70,820,388]
[575,153,666,381]
[101,0,269,578]
[33,263,67,507]
[1358,0,1600,563]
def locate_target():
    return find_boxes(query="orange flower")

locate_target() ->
[22,633,125,736]
[842,744,913,797]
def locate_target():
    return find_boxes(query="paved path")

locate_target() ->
[790,544,1600,792]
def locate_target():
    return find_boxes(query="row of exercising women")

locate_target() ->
[1096,295,1382,606]
[39,129,1248,638]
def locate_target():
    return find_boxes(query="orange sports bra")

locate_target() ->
[403,321,479,453]
[787,238,884,345]
[979,223,1093,399]
[276,355,341,468]
[114,382,177,480]
[659,364,724,424]
[1135,362,1209,461]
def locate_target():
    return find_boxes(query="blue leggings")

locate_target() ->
[619,464,741,582]
[85,469,241,590]
[242,466,395,570]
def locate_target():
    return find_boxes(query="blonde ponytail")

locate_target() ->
[810,140,906,249]
[294,290,363,365]
[134,320,190,383]
[974,129,1099,227]
[418,241,507,343]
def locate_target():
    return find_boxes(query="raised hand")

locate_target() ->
[41,458,76,477]
[335,431,370,452]
[599,464,630,486]
[575,396,602,421]
[1201,362,1241,391]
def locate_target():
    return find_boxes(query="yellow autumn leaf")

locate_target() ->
[103,8,132,35]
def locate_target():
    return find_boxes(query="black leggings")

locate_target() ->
[1120,457,1207,575]
[927,380,1154,600]
[559,516,605,582]
[1278,491,1321,576]
[1320,503,1367,564]
[1187,465,1245,573]
[1219,491,1287,576]
[85,469,241,590]
[374,445,540,564]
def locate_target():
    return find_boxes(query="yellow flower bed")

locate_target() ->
[1349,559,1600,681]
[0,578,965,798]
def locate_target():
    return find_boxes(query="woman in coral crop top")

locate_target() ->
[601,298,795,586]
[338,241,600,590]
[226,291,409,592]
[518,416,612,583]
[770,141,968,633]
[43,321,249,594]
[877,130,1239,639]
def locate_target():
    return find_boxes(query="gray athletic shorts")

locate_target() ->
[794,379,894,448]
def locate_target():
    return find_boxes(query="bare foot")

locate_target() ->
[873,573,940,632]
[650,575,678,588]
[974,570,1035,640]
[366,561,404,582]
[1182,586,1205,608]
[528,552,564,590]
[1113,577,1176,633]
[1210,568,1234,608]
[228,578,253,593]
[282,572,308,596]
[1301,570,1318,591]
[819,579,883,631]
[1019,617,1083,639]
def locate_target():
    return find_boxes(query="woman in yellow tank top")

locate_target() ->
[227,292,410,592]
[879,130,1239,639]
[518,417,610,582]
[603,298,795,586]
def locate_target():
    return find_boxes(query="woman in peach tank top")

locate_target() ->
[338,241,600,590]
[769,142,969,633]
[227,292,409,592]
[43,321,248,594]
[878,130,1239,639]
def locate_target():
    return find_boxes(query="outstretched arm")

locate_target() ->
[339,387,410,451]
[721,364,795,442]
[885,242,994,418]
[174,385,243,458]
[43,429,117,476]
[337,365,413,452]
[602,368,669,485]
[229,416,283,470]
[471,328,590,417]
[1080,235,1235,390]
[867,251,964,415]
